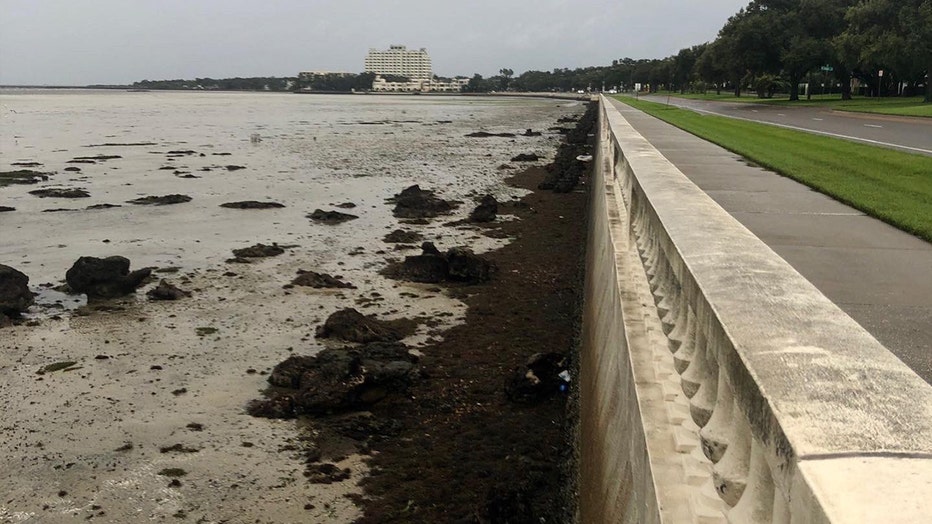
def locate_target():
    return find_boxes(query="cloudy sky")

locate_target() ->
[0,0,749,85]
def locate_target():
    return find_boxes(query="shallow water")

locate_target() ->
[0,89,582,522]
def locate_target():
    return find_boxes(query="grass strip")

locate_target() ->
[654,92,932,118]
[615,96,932,242]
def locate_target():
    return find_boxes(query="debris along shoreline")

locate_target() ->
[250,102,596,522]
[0,94,594,523]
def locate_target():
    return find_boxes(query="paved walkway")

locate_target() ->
[608,97,932,383]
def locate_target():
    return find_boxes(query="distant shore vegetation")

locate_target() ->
[122,1,927,102]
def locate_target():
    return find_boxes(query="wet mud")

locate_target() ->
[0,90,589,523]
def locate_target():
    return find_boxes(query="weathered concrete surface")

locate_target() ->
[609,97,932,384]
[582,96,932,523]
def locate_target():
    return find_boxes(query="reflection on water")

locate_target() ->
[1,90,565,287]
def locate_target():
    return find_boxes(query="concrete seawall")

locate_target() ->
[580,95,932,523]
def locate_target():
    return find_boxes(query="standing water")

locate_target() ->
[0,89,582,522]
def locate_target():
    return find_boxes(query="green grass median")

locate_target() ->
[652,92,931,118]
[615,96,932,242]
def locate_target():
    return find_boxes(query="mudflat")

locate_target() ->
[0,91,589,522]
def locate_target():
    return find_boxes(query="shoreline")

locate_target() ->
[1,93,588,522]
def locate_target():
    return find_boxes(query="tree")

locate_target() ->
[838,0,931,100]
[673,45,705,93]
[499,68,514,91]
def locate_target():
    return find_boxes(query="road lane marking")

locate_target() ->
[864,124,884,128]
[661,102,932,155]
[812,118,824,121]
[777,113,786,116]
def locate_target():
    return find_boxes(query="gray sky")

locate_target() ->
[0,0,749,85]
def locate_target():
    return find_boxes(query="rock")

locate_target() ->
[29,187,90,198]
[72,155,121,161]
[505,352,567,403]
[388,243,494,284]
[447,247,493,283]
[290,270,355,289]
[166,150,196,155]
[315,308,408,343]
[249,342,420,417]
[0,206,15,212]
[397,252,449,283]
[469,194,498,223]
[63,167,82,172]
[220,201,285,209]
[307,209,359,224]
[65,256,152,299]
[231,243,285,258]
[0,265,34,316]
[336,202,357,209]
[10,161,42,167]
[86,203,121,210]
[0,170,52,187]
[382,229,423,244]
[389,185,458,219]
[146,279,190,300]
[127,194,192,205]
[225,165,246,171]
[465,131,517,138]
[510,153,540,162]
[522,128,542,137]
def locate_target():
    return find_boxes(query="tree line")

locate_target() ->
[472,0,930,102]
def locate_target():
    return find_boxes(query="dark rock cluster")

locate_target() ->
[387,242,494,284]
[65,256,152,300]
[247,343,420,418]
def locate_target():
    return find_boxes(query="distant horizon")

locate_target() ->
[0,0,749,86]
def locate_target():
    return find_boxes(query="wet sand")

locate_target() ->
[0,90,584,522]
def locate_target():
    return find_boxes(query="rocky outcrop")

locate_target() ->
[382,229,423,244]
[247,343,420,418]
[469,195,498,223]
[146,279,191,300]
[231,243,285,258]
[315,308,408,343]
[307,209,359,224]
[0,170,52,186]
[220,201,285,209]
[29,188,90,198]
[65,256,152,299]
[387,242,493,284]
[289,270,355,289]
[0,265,34,317]
[389,185,458,219]
[510,153,540,162]
[127,194,192,205]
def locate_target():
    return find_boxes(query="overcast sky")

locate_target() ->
[0,0,749,85]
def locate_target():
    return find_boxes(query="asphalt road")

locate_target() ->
[641,94,932,156]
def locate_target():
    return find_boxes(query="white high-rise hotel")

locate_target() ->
[364,45,432,80]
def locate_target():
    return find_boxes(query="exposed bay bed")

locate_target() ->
[0,90,589,522]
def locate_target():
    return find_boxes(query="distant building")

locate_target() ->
[364,45,432,81]
[298,71,353,81]
[370,75,469,93]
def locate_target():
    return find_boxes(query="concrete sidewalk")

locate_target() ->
[608,97,932,383]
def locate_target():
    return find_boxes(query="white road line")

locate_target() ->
[812,118,824,121]
[777,113,786,116]
[864,124,884,128]
[662,102,932,155]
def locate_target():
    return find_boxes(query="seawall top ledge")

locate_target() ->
[601,95,932,458]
